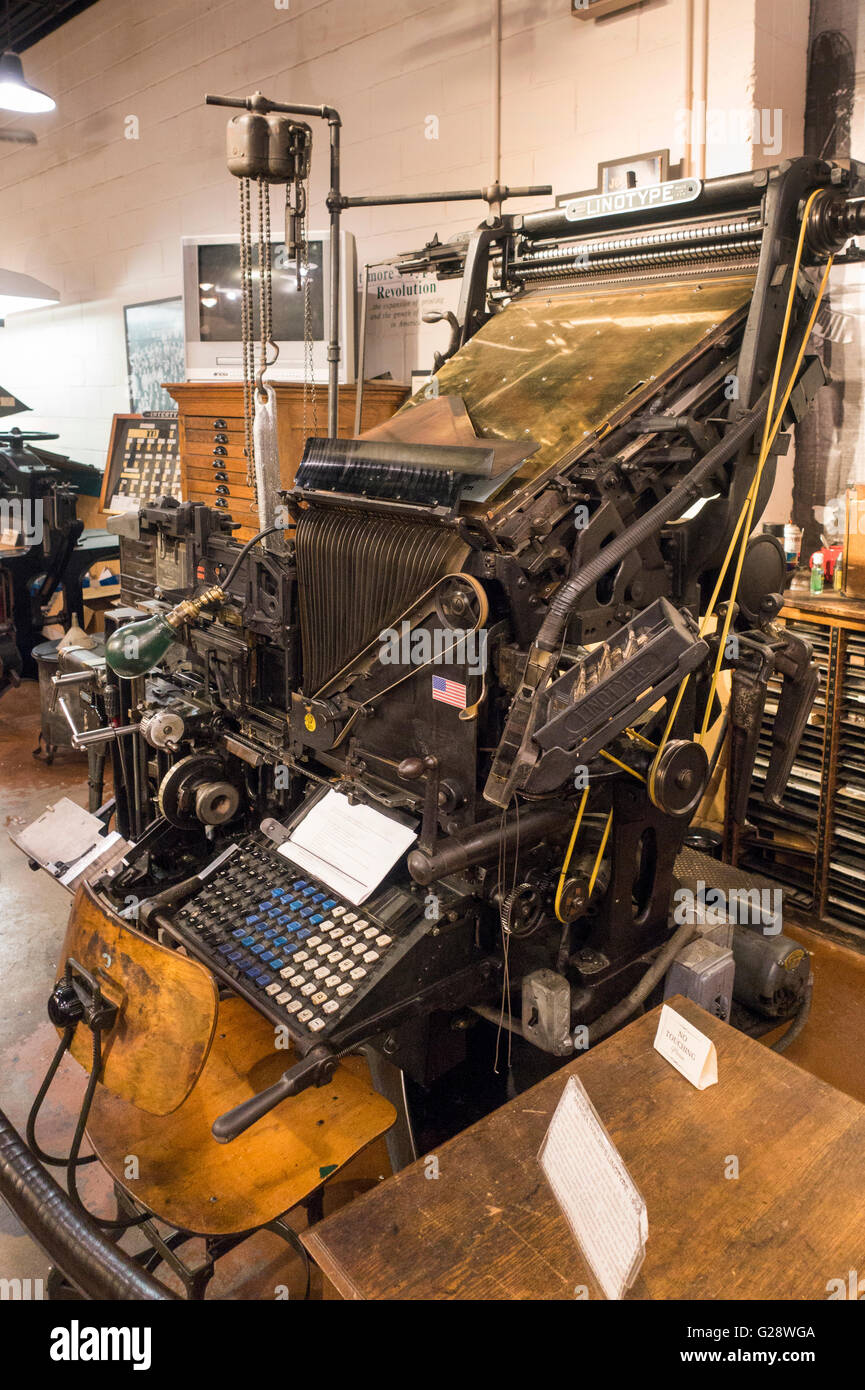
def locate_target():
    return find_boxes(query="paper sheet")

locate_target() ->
[539,1076,648,1300]
[277,789,417,905]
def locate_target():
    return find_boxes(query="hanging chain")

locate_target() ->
[257,177,274,388]
[238,177,257,493]
[300,164,318,439]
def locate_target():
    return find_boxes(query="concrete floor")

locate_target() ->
[3,680,865,1298]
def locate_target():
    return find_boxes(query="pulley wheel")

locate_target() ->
[650,739,709,818]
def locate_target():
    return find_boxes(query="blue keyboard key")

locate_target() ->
[242,935,256,947]
[297,928,311,940]
[273,936,287,947]
[322,899,337,910]
[262,928,277,940]
[228,950,243,962]
[289,898,303,910]
[218,943,233,954]
[268,908,282,919]
[260,950,274,962]
[312,893,326,903]
[292,879,307,889]
[255,972,271,986]
[269,958,284,971]
[271,888,287,899]
[232,927,247,938]
[244,965,261,978]
[257,901,273,911]
[245,914,262,926]
[282,942,298,956]
[251,944,265,956]
[310,913,324,925]
[276,914,290,926]
[301,887,315,898]
[300,907,314,919]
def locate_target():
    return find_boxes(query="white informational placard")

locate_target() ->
[653,1003,718,1090]
[277,789,417,905]
[538,1076,648,1300]
[361,265,462,384]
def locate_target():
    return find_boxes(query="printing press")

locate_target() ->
[14,120,865,1175]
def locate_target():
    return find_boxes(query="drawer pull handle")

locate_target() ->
[212,418,227,429]
[214,433,228,443]
[213,445,227,456]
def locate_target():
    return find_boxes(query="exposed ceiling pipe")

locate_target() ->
[696,0,709,179]
[490,0,501,185]
[682,0,694,176]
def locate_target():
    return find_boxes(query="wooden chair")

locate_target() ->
[43,885,396,1299]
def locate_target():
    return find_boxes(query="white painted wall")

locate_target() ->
[0,0,809,470]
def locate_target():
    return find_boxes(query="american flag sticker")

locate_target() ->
[432,674,467,708]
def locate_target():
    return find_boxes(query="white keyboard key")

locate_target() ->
[297,1008,313,1023]
[329,927,345,939]
[301,982,316,996]
[343,913,357,925]
[341,935,357,948]
[376,935,392,948]
[354,919,368,931]
[306,936,322,949]
[339,960,353,973]
[286,1000,302,1014]
[276,991,291,1004]
[314,966,330,979]
[317,943,333,956]
[308,1017,325,1032]
[350,966,367,981]
[332,906,346,917]
[363,926,379,940]
[323,1000,339,1014]
[290,974,305,988]
[336,983,354,997]
[265,982,281,996]
[312,991,327,1006]
[294,951,310,964]
[363,950,380,964]
[325,975,340,988]
[352,943,366,956]
[279,966,295,979]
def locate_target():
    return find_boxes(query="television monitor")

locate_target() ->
[181,230,356,384]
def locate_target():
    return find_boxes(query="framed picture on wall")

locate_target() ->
[123,297,185,414]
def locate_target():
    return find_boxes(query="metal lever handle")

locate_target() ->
[56,697,136,751]
[48,670,95,714]
[211,1045,338,1144]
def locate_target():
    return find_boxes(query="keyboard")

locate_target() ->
[164,832,431,1048]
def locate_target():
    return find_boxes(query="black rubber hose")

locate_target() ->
[535,384,773,653]
[771,972,813,1054]
[0,1106,177,1300]
[586,919,698,1046]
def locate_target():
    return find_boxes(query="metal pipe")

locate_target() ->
[490,0,502,186]
[407,805,569,885]
[328,113,341,438]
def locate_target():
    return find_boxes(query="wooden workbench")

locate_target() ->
[302,996,865,1299]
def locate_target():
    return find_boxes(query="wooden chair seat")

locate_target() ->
[85,996,396,1236]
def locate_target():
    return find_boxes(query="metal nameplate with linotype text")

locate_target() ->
[564,177,702,223]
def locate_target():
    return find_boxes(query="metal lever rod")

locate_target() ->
[211,1045,338,1143]
[56,697,136,751]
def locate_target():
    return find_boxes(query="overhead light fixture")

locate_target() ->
[0,267,59,318]
[0,50,55,114]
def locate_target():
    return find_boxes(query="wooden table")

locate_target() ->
[303,996,865,1299]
